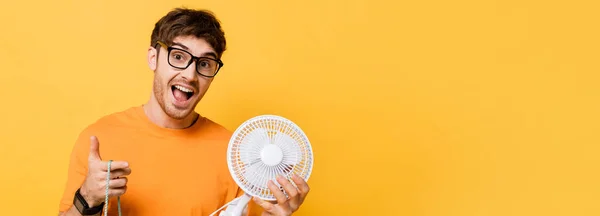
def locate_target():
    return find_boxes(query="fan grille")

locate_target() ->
[227,115,313,201]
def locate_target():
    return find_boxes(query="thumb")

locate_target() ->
[88,136,102,162]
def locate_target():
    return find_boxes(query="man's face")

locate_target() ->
[148,35,218,119]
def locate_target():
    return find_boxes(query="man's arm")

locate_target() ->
[58,186,105,216]
[59,206,101,216]
[58,133,131,216]
[58,131,90,215]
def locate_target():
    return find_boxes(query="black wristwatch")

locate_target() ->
[73,188,104,215]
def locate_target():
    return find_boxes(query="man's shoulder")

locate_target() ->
[78,106,140,135]
[68,106,141,159]
[201,117,234,137]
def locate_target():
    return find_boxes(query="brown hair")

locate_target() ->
[150,8,226,58]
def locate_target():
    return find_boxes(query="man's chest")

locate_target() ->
[96,132,232,215]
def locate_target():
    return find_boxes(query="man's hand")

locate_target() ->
[252,174,310,216]
[79,136,131,207]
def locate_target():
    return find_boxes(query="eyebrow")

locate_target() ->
[203,52,218,59]
[171,42,189,50]
[172,42,219,59]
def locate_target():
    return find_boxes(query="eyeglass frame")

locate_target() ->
[154,40,224,78]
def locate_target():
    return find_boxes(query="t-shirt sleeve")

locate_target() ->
[58,129,92,213]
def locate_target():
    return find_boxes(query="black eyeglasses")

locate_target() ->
[156,41,224,77]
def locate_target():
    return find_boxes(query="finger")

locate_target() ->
[252,196,275,213]
[108,186,127,197]
[268,180,289,207]
[109,177,128,188]
[276,175,299,207]
[291,174,310,202]
[101,161,130,171]
[88,136,102,162]
[106,168,132,177]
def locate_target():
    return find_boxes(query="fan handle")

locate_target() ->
[212,193,252,216]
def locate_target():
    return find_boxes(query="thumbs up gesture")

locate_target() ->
[79,136,131,207]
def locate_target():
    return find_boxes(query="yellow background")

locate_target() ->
[0,0,598,215]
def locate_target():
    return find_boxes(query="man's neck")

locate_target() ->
[143,97,198,129]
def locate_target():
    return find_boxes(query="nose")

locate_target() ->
[180,61,197,80]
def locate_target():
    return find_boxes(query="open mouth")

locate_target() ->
[171,84,195,102]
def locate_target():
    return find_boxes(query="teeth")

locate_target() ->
[174,85,193,93]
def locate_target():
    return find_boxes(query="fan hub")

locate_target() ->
[261,144,283,166]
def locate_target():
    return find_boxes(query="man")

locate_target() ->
[58,7,310,216]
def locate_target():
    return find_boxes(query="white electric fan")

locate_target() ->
[210,115,314,216]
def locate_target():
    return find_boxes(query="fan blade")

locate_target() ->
[243,160,265,191]
[239,128,268,164]
[272,132,301,165]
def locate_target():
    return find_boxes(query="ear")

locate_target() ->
[148,46,158,71]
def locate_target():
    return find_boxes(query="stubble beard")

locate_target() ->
[153,75,193,120]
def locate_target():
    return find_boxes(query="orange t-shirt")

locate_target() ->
[58,106,261,215]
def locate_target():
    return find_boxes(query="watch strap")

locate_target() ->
[74,188,105,215]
